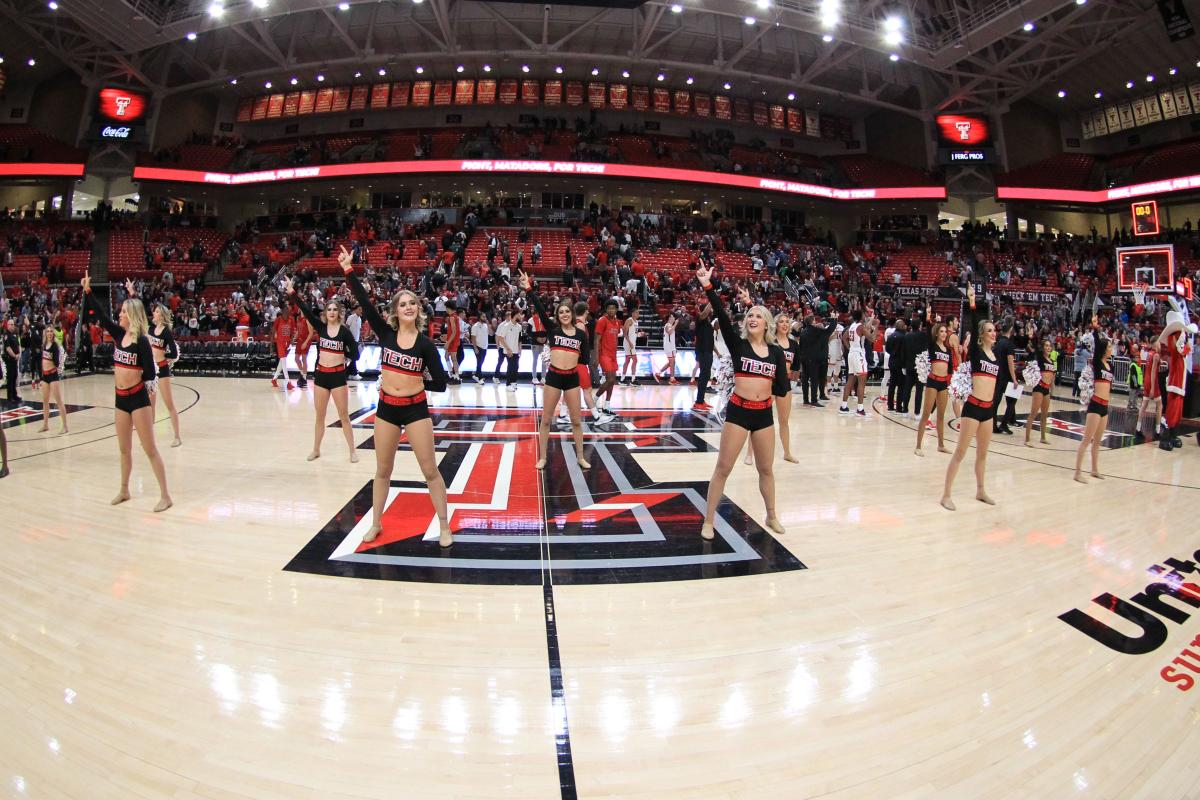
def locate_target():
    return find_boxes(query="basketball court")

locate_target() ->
[3,376,1198,798]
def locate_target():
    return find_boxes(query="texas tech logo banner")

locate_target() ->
[286,406,803,585]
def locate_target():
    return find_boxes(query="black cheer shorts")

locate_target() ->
[545,366,581,391]
[314,366,348,390]
[1087,397,1109,418]
[375,390,430,427]
[115,382,151,414]
[725,394,774,432]
[961,395,996,422]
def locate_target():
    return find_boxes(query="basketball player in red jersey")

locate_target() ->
[443,305,462,383]
[271,306,296,390]
[294,311,314,388]
[593,300,621,418]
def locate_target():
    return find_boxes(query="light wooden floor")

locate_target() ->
[3,374,1199,799]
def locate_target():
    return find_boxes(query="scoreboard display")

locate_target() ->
[1132,200,1160,237]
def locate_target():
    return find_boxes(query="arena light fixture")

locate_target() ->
[47,1,58,10]
[787,92,795,101]
[1057,89,1066,98]
[251,0,269,7]
[483,64,492,72]
[1126,80,1134,88]
[0,58,5,64]
[744,15,756,25]
[756,0,769,9]
[229,78,237,84]
[207,0,224,17]
[555,65,564,74]
[822,33,834,42]
[316,74,325,82]
[1094,90,1102,99]
[723,81,732,90]
[1075,0,1086,5]
[337,1,350,10]
[185,31,197,40]
[621,70,630,78]
[590,67,599,76]
[378,67,386,76]
[412,0,424,4]
[521,64,530,73]
[819,0,839,28]
[27,58,35,66]
[1022,21,1034,32]
[1146,73,1155,82]
[290,77,298,85]
[889,53,900,61]
[1170,67,1178,76]
[686,76,695,85]
[656,72,665,81]
[457,64,465,73]
[415,65,424,74]
[264,80,273,89]
[670,3,682,12]
[354,70,362,78]
[883,16,904,46]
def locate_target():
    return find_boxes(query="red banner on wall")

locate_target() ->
[786,107,803,133]
[769,104,785,129]
[331,87,350,113]
[714,95,731,120]
[298,90,316,115]
[734,98,751,123]
[587,81,606,109]
[632,86,650,112]
[674,90,690,115]
[521,80,540,105]
[565,81,584,106]
[609,83,628,110]
[349,85,369,111]
[694,93,711,117]
[370,83,391,109]
[454,80,474,104]
[543,80,562,105]
[390,82,409,107]
[314,88,334,114]
[411,81,432,106]
[752,101,769,127]
[266,93,285,118]
[476,79,496,104]
[499,79,518,104]
[433,81,453,105]
[236,97,254,122]
[252,96,269,120]
[283,92,300,116]
[652,87,670,113]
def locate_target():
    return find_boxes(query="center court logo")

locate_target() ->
[285,406,803,585]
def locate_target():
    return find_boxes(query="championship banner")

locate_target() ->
[674,90,690,115]
[411,81,432,106]
[283,92,300,116]
[1132,97,1148,126]
[1144,94,1163,123]
[250,96,268,120]
[1174,85,1192,116]
[543,80,561,106]
[588,81,606,109]
[565,81,583,106]
[1160,90,1178,119]
[298,90,316,115]
[330,87,350,113]
[349,85,369,111]
[632,86,649,112]
[714,95,731,120]
[734,98,751,123]
[454,80,474,105]
[313,88,333,113]
[1105,105,1121,132]
[694,93,711,117]
[805,109,820,137]
[1118,102,1135,129]
[1090,108,1106,136]
[652,87,670,113]
[787,107,803,132]
[608,83,628,110]
[521,79,540,105]
[371,83,391,109]
[390,82,410,107]
[752,101,768,127]
[1080,112,1095,140]
[476,79,496,104]
[236,98,254,122]
[266,93,285,118]
[769,104,785,129]
[433,81,453,105]
[1190,83,1200,114]
[499,79,518,104]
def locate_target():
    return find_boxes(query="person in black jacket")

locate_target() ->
[885,319,907,412]
[992,318,1018,435]
[798,314,837,406]
[2,319,18,407]
[692,300,715,411]
[903,320,930,418]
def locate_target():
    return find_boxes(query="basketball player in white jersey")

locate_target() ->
[654,314,679,384]
[826,321,844,397]
[838,310,875,417]
[620,307,640,385]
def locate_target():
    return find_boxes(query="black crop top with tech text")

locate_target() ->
[85,291,156,384]
[294,292,359,367]
[931,343,952,368]
[528,287,588,364]
[41,342,60,371]
[345,270,447,391]
[705,286,790,397]
[148,324,179,363]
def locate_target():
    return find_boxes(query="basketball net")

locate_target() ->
[1133,282,1148,308]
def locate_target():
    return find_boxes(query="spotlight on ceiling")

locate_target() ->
[1022,21,1034,32]
[723,82,732,90]
[670,2,682,12]
[787,92,795,101]
[185,31,197,40]
[686,76,694,85]
[1056,89,1066,98]
[521,64,530,73]
[744,15,756,25]
[591,67,599,76]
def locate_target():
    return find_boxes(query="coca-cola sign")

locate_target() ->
[101,126,132,139]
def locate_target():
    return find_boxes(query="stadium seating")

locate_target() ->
[995,154,1097,190]
[0,124,87,163]
[108,225,229,279]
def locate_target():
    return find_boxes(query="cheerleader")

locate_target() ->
[81,276,172,512]
[142,287,182,447]
[1074,332,1112,483]
[518,271,591,470]
[914,321,951,456]
[940,315,998,511]
[654,314,679,384]
[745,312,800,465]
[36,325,68,434]
[1024,337,1056,447]
[285,278,359,463]
[695,265,788,539]
[340,248,452,546]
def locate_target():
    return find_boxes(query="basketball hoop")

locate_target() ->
[1133,281,1149,308]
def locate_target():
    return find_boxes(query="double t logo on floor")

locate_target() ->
[286,405,803,584]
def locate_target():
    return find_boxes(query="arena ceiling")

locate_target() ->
[0,0,1181,120]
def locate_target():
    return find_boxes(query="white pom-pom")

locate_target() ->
[1023,361,1042,391]
[915,351,931,384]
[1077,364,1095,407]
[949,361,972,401]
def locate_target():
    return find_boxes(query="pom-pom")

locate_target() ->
[915,351,931,384]
[1077,364,1095,407]
[1022,361,1042,391]
[949,362,972,401]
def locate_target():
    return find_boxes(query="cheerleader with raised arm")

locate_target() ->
[137,282,183,447]
[1073,329,1112,483]
[36,325,68,434]
[745,312,801,465]
[81,276,172,512]
[340,247,453,546]
[1023,337,1056,447]
[518,270,591,470]
[695,266,789,539]
[914,320,951,456]
[940,305,999,511]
